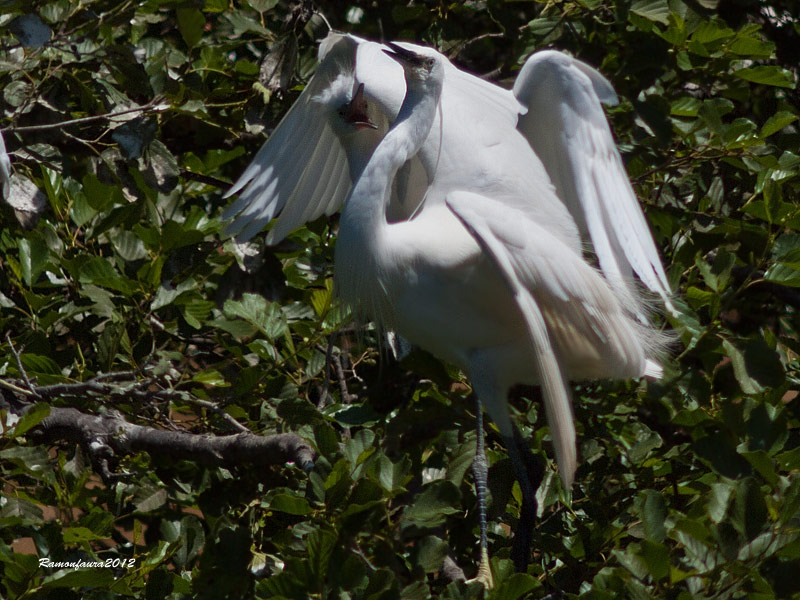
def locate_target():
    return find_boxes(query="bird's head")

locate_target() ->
[314,74,378,136]
[383,43,443,87]
[337,83,378,131]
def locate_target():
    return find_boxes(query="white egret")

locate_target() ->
[223,33,673,312]
[223,33,672,583]
[334,43,664,585]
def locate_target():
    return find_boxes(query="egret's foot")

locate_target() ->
[465,547,493,590]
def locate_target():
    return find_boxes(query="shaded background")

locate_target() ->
[1,1,799,598]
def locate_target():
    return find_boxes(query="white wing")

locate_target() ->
[446,190,660,486]
[224,34,406,243]
[513,50,672,312]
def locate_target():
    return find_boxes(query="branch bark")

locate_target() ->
[29,406,315,479]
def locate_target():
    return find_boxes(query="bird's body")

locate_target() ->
[225,35,673,582]
[335,46,662,490]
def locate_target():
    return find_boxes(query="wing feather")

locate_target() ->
[446,190,662,483]
[514,50,673,312]
[446,191,577,488]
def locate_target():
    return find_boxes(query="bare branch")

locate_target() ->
[2,102,170,134]
[30,406,315,478]
[332,352,356,403]
[5,333,40,399]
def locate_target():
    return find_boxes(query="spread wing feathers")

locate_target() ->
[223,65,351,240]
[513,50,673,313]
[447,191,659,487]
[223,33,403,243]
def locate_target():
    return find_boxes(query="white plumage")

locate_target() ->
[224,34,673,583]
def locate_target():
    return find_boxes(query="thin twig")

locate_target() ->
[2,102,170,134]
[331,352,354,403]
[12,371,252,434]
[181,170,231,189]
[0,378,36,397]
[316,341,335,408]
[5,333,39,398]
[189,397,251,433]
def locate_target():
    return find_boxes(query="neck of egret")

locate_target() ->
[335,45,444,327]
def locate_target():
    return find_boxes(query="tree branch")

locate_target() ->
[30,406,315,478]
[1,101,170,134]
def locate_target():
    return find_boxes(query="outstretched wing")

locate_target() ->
[223,33,406,243]
[513,50,672,313]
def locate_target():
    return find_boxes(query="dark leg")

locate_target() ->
[504,423,545,573]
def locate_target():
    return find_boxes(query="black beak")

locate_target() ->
[382,42,424,66]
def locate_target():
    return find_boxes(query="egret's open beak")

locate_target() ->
[382,42,424,67]
[344,83,377,130]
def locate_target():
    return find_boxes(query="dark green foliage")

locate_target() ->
[1,1,799,598]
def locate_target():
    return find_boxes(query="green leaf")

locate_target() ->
[402,480,461,527]
[133,487,167,513]
[63,526,103,542]
[492,572,540,600]
[722,339,762,394]
[691,20,733,44]
[309,280,333,317]
[765,262,800,287]
[246,0,278,10]
[307,528,337,584]
[41,569,115,589]
[743,338,785,389]
[112,229,148,261]
[733,478,768,541]
[0,496,44,524]
[181,298,215,329]
[630,0,671,25]
[78,257,138,295]
[639,540,670,581]
[410,535,447,573]
[735,66,796,89]
[706,481,734,523]
[740,450,778,486]
[82,173,123,210]
[176,8,204,48]
[760,111,798,138]
[20,353,61,376]
[18,235,50,287]
[8,403,50,437]
[639,490,667,542]
[268,493,311,515]
[330,403,382,427]
[191,369,228,387]
[224,293,287,340]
